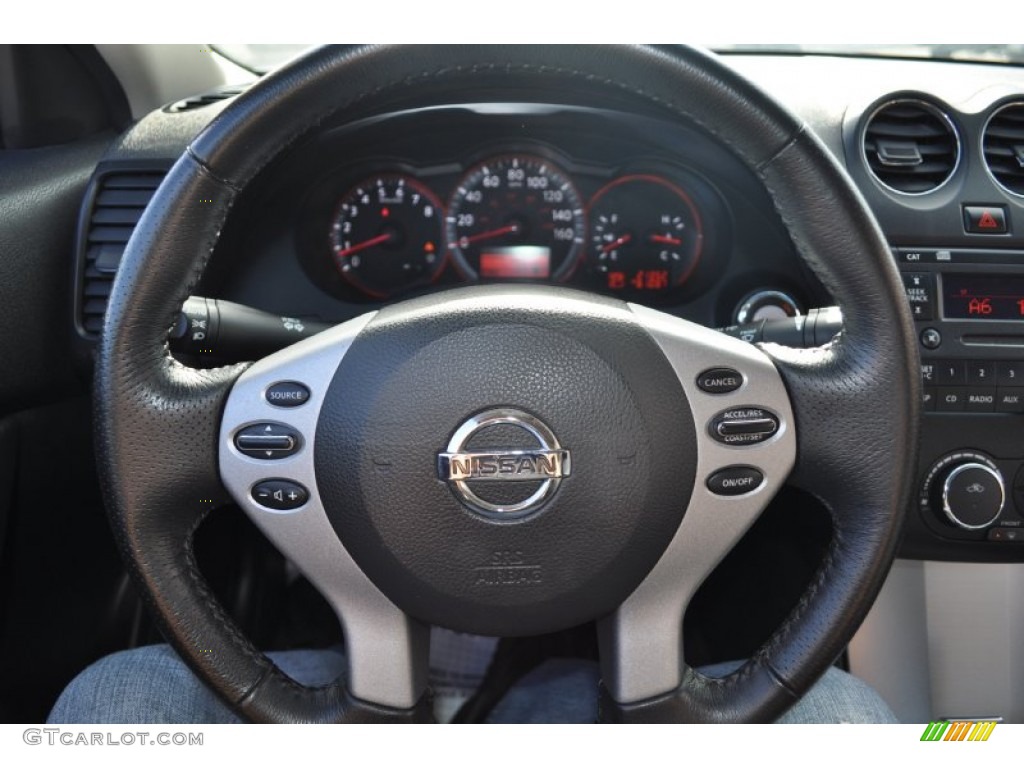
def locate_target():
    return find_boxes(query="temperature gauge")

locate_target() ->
[588,174,704,295]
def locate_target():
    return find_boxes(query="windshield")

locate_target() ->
[215,44,1024,75]
[716,44,1024,65]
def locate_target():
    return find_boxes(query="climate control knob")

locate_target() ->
[924,454,1005,530]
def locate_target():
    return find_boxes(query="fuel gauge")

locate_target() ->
[588,174,704,295]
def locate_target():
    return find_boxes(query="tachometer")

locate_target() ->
[446,155,585,281]
[589,174,704,295]
[329,174,445,299]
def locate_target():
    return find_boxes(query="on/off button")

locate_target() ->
[707,466,764,496]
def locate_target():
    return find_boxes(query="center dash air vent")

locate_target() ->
[862,100,960,194]
[165,85,247,113]
[76,169,167,338]
[983,102,1024,196]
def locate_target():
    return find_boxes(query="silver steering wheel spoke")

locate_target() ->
[218,312,429,710]
[598,304,797,704]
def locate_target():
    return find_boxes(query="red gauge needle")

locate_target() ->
[335,233,392,258]
[650,234,682,246]
[461,224,519,245]
[600,233,633,253]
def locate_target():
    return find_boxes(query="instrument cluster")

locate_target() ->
[318,148,725,303]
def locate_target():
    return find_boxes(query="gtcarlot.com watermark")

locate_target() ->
[23,728,203,746]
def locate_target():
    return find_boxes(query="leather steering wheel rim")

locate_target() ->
[96,44,920,723]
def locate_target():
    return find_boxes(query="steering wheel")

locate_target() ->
[95,45,919,723]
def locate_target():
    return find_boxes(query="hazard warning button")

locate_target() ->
[964,205,1008,234]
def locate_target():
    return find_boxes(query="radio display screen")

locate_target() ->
[944,274,1024,320]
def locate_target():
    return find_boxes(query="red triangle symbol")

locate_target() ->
[978,211,1000,229]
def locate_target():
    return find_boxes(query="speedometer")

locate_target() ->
[446,155,585,281]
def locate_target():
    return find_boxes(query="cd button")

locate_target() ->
[936,388,965,412]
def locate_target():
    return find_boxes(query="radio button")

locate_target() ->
[901,273,935,321]
[967,362,996,385]
[937,388,965,412]
[996,388,1024,413]
[965,388,996,412]
[936,361,966,386]
[996,362,1024,387]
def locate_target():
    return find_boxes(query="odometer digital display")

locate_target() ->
[479,247,551,279]
[943,274,1024,320]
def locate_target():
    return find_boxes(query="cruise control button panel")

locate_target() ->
[234,423,301,459]
[706,466,764,496]
[709,407,779,445]
[695,367,743,394]
[251,479,309,510]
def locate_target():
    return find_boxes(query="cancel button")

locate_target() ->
[706,466,764,497]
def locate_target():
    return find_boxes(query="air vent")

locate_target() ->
[76,170,166,338]
[165,85,246,113]
[983,102,1024,196]
[862,100,960,194]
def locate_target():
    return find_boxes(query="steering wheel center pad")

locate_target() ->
[316,286,696,636]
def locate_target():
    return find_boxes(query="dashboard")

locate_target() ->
[201,103,818,329]
[7,46,1021,726]
[71,52,1024,564]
